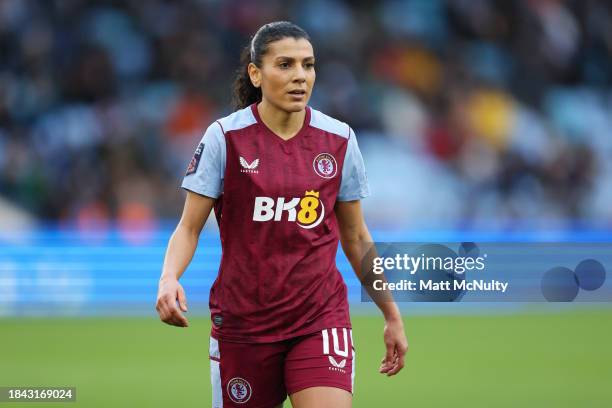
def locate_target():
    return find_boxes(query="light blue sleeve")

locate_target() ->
[337,127,370,201]
[181,121,226,198]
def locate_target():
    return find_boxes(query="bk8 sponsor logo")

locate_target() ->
[253,190,324,229]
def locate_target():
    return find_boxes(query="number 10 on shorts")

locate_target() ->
[322,328,353,372]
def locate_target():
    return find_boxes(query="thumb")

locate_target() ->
[177,286,188,312]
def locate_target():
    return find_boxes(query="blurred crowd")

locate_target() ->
[1,0,611,229]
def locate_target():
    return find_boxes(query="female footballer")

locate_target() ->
[156,21,408,408]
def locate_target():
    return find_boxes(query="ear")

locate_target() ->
[247,63,261,88]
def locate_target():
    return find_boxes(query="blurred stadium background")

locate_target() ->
[1,0,611,407]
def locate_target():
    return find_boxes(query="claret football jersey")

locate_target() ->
[182,103,370,343]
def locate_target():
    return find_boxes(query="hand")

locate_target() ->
[379,317,408,376]
[156,278,189,327]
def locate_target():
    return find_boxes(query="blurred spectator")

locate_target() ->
[0,0,611,230]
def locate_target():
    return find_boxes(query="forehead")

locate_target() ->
[264,37,314,60]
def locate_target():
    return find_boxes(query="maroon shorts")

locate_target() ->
[209,328,355,408]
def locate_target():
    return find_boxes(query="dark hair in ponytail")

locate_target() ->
[232,21,311,110]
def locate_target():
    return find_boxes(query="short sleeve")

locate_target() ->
[181,121,226,198]
[337,127,370,201]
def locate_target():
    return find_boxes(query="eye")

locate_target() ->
[279,62,290,69]
[305,63,315,69]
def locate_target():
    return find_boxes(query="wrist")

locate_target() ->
[384,313,403,324]
[382,304,402,323]
[159,275,178,283]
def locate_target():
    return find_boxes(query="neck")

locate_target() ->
[257,99,306,140]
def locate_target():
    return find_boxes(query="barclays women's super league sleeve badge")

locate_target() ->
[186,142,205,176]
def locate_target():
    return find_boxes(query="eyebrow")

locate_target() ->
[275,56,315,62]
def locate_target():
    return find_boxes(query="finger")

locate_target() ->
[155,298,166,317]
[159,298,186,327]
[386,348,406,376]
[163,294,180,315]
[379,359,389,372]
[380,345,402,373]
[177,287,188,312]
[175,313,189,327]
[169,308,189,327]
[168,315,186,327]
[379,357,393,373]
[163,292,188,326]
[386,358,403,376]
[165,310,185,327]
[157,300,170,322]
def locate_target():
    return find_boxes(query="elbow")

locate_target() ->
[177,220,203,240]
[340,227,368,247]
[344,221,370,242]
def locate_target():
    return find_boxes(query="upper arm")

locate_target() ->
[337,127,370,202]
[178,191,216,234]
[181,122,226,199]
[336,128,371,240]
[178,121,225,234]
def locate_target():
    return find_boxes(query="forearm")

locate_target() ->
[341,230,402,322]
[160,222,200,282]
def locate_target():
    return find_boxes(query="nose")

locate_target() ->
[293,66,306,83]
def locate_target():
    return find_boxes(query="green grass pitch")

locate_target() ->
[1,310,611,407]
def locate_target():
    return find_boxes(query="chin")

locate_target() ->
[284,100,308,112]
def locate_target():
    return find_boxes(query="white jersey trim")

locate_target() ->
[309,108,350,139]
[350,329,355,394]
[217,105,257,133]
[210,337,223,408]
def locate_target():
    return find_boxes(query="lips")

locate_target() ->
[288,90,306,95]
